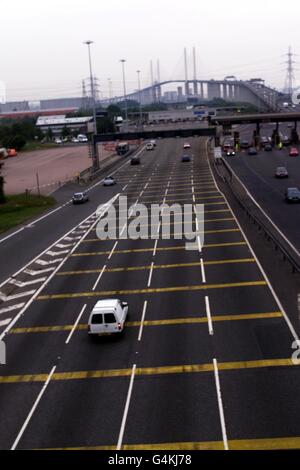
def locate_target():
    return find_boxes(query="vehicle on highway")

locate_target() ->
[264,143,273,151]
[248,147,258,155]
[226,148,235,157]
[275,167,289,178]
[150,140,157,147]
[103,176,116,186]
[146,142,155,151]
[261,137,269,147]
[72,192,89,204]
[131,156,141,165]
[183,143,191,149]
[54,137,63,144]
[289,147,299,157]
[88,299,129,336]
[71,137,79,143]
[181,154,191,162]
[116,142,129,155]
[282,136,291,146]
[240,140,250,149]
[285,187,300,203]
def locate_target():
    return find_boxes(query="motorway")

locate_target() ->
[225,124,300,251]
[1,138,300,450]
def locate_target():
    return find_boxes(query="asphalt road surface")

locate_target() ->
[0,138,300,450]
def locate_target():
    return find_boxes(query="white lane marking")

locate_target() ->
[144,182,149,190]
[206,142,299,343]
[108,241,118,260]
[64,236,82,241]
[147,262,154,288]
[92,265,106,291]
[200,258,206,283]
[0,195,119,342]
[65,304,87,344]
[55,243,75,249]
[213,358,229,451]
[8,278,47,287]
[11,365,57,450]
[117,364,137,450]
[24,268,56,276]
[0,290,36,302]
[139,190,144,197]
[138,301,148,342]
[0,304,25,315]
[122,184,128,191]
[34,259,63,266]
[0,318,12,327]
[0,227,25,244]
[205,296,214,335]
[156,221,161,235]
[153,239,158,257]
[46,250,70,257]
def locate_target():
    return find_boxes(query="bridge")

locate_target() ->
[101,78,282,112]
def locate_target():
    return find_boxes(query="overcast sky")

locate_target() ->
[1,0,299,102]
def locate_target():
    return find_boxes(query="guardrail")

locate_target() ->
[211,148,300,274]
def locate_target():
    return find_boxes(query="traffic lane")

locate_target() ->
[17,378,129,449]
[46,324,140,373]
[207,284,280,317]
[0,327,66,375]
[137,323,213,367]
[220,367,300,441]
[212,317,293,362]
[0,383,43,449]
[123,374,223,447]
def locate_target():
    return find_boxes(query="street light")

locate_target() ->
[83,40,99,169]
[136,70,142,130]
[120,59,128,131]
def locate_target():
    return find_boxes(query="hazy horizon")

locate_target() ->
[1,0,299,102]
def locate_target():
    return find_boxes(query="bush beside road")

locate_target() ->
[0,194,56,234]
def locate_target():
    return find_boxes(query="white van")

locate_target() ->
[77,134,88,143]
[146,142,154,151]
[88,299,128,336]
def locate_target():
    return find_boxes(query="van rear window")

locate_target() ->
[104,313,116,324]
[91,314,103,324]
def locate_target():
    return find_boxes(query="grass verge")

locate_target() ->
[0,194,56,234]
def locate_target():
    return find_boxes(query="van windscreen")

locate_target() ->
[91,314,103,324]
[104,313,116,324]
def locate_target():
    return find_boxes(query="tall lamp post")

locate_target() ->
[83,40,99,170]
[120,59,128,132]
[136,70,142,130]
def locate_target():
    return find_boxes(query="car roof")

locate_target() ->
[93,299,119,309]
[74,192,84,196]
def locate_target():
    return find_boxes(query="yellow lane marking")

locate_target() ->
[57,258,255,276]
[141,194,222,201]
[39,436,300,450]
[87,229,241,241]
[0,357,298,384]
[37,281,267,301]
[90,228,240,236]
[71,242,247,257]
[9,312,283,335]
[127,190,220,198]
[88,209,232,225]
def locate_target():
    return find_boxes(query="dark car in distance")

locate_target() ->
[181,154,191,162]
[285,187,300,203]
[248,147,258,155]
[264,143,273,151]
[130,156,141,165]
